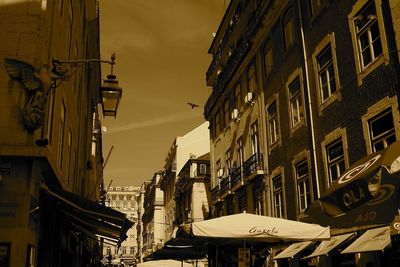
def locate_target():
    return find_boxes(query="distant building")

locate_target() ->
[161,122,210,243]
[142,172,165,258]
[104,186,140,266]
[175,153,211,225]
[134,181,149,263]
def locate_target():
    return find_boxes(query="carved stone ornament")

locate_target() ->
[4,58,52,131]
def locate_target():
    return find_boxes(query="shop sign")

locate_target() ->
[238,248,250,267]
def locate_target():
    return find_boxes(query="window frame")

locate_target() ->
[321,128,349,189]
[266,94,281,151]
[250,121,259,156]
[286,68,306,134]
[348,0,389,85]
[292,151,313,217]
[312,33,341,113]
[361,96,400,154]
[263,38,273,78]
[283,6,295,51]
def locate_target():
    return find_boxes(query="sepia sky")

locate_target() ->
[99,0,227,187]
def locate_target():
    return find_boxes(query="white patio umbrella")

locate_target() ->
[189,213,330,242]
[136,259,192,267]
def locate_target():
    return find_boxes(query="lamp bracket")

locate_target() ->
[52,53,116,81]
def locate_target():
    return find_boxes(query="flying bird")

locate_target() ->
[187,102,199,109]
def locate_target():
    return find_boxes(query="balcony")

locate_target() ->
[230,166,242,188]
[211,185,220,203]
[243,153,264,181]
[220,177,230,196]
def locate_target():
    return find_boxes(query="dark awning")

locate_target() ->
[40,184,133,244]
[306,141,400,228]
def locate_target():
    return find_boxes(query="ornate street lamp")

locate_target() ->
[100,59,122,117]
[53,53,123,118]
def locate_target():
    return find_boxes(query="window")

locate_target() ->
[317,44,336,103]
[263,39,273,76]
[122,247,126,255]
[354,1,382,69]
[309,0,324,17]
[250,122,259,156]
[254,185,263,215]
[130,234,134,241]
[57,100,66,168]
[226,196,235,215]
[283,7,295,50]
[272,175,285,218]
[130,247,135,255]
[67,130,72,186]
[215,112,220,136]
[238,190,247,213]
[267,100,279,145]
[237,137,244,167]
[234,83,242,109]
[295,160,311,213]
[368,109,396,152]
[199,164,207,174]
[349,0,388,84]
[45,89,55,143]
[247,63,257,93]
[326,139,346,186]
[288,76,304,128]
[216,203,223,217]
[216,159,222,178]
[224,99,230,127]
[225,149,232,175]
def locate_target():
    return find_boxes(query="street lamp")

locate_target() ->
[100,72,122,118]
[53,53,123,118]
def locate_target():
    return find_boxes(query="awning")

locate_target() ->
[40,184,133,244]
[341,226,390,254]
[307,141,400,228]
[273,241,313,260]
[303,233,355,259]
[189,213,330,242]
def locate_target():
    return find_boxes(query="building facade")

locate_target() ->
[104,186,140,265]
[142,171,165,259]
[205,0,400,266]
[0,1,129,266]
[160,122,210,243]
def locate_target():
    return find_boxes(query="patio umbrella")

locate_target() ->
[136,259,192,267]
[188,213,330,242]
[307,141,400,228]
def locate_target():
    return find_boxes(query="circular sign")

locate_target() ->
[366,184,395,206]
[338,155,381,184]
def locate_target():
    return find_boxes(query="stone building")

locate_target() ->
[142,171,165,258]
[205,0,400,266]
[0,1,129,266]
[160,122,210,243]
[104,186,140,265]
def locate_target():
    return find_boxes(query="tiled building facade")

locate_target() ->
[205,0,400,265]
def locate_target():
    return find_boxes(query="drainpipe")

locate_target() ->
[297,0,321,198]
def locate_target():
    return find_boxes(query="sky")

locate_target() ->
[99,0,227,187]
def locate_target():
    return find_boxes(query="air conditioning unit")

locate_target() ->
[245,92,254,105]
[217,168,224,178]
[231,108,240,122]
